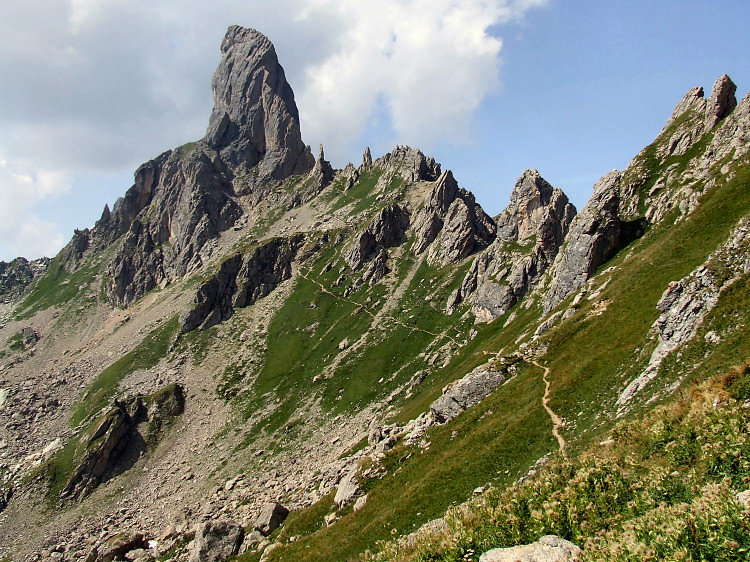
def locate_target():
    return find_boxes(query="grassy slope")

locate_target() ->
[365,362,750,561]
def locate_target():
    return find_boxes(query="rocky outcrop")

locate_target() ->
[0,257,49,303]
[254,502,289,536]
[344,203,410,284]
[412,171,496,266]
[704,74,738,131]
[456,170,575,321]
[105,147,244,307]
[206,26,314,180]
[430,357,520,423]
[189,521,244,562]
[479,535,581,562]
[659,75,738,159]
[372,146,441,183]
[180,235,304,332]
[544,171,645,313]
[616,217,750,410]
[61,385,184,500]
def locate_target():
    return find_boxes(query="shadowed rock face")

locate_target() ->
[0,257,49,303]
[206,26,314,179]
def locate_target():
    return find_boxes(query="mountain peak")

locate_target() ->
[206,25,314,179]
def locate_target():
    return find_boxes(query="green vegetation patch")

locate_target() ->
[70,316,180,427]
[15,255,101,320]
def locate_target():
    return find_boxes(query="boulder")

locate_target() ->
[96,532,148,562]
[430,364,509,423]
[334,469,361,508]
[189,521,244,562]
[254,502,289,536]
[479,535,581,561]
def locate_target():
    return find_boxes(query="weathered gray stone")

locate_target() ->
[412,170,496,266]
[206,26,314,179]
[96,533,148,562]
[704,74,737,131]
[0,257,49,303]
[180,234,304,332]
[189,521,244,562]
[479,535,581,561]
[334,469,361,508]
[344,203,410,274]
[545,171,644,313]
[254,502,289,536]
[459,170,575,322]
[430,364,509,423]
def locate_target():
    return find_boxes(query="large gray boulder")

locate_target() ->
[254,502,290,536]
[430,362,513,423]
[206,26,314,179]
[479,535,581,561]
[189,521,244,562]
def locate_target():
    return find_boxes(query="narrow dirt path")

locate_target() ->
[532,360,567,458]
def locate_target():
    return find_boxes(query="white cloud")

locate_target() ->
[296,0,547,158]
[0,159,70,260]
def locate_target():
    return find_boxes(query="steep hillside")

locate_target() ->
[0,27,748,562]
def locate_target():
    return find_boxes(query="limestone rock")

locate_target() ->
[704,74,737,131]
[430,363,511,423]
[345,204,410,270]
[479,535,581,562]
[96,532,148,562]
[189,521,244,562]
[616,217,750,409]
[180,234,304,332]
[254,502,289,536]
[206,26,314,179]
[0,257,49,303]
[62,385,185,500]
[371,146,440,183]
[459,170,575,321]
[544,171,644,313]
[334,469,361,508]
[413,170,496,266]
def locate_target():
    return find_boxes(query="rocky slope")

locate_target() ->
[0,26,749,562]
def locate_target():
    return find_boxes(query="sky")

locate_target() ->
[1,0,749,261]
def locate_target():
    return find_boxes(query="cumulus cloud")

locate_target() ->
[0,159,69,260]
[0,0,547,258]
[297,0,532,156]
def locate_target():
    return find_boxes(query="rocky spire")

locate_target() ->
[205,26,314,179]
[362,147,372,168]
[704,74,737,130]
[496,169,576,256]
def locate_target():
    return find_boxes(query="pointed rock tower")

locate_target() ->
[206,26,314,179]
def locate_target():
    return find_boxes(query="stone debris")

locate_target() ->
[479,535,581,562]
